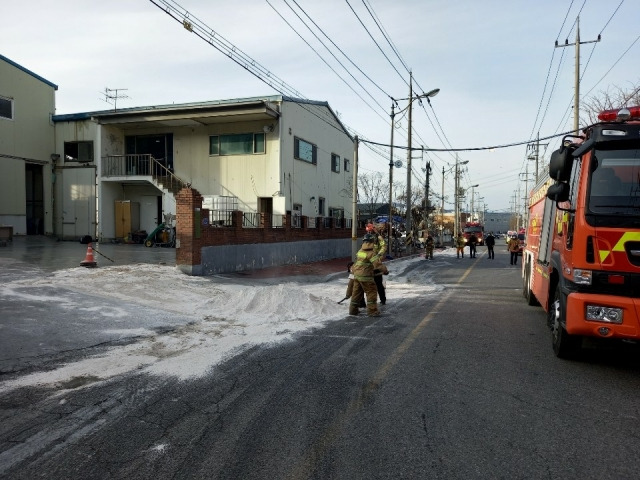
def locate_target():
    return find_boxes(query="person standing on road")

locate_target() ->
[508,234,520,266]
[456,234,466,258]
[350,234,384,316]
[425,233,434,260]
[485,232,495,260]
[468,233,478,258]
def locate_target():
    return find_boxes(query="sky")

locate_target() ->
[3,0,638,214]
[0,254,444,392]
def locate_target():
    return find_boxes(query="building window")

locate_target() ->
[331,154,340,173]
[209,133,266,156]
[0,96,13,120]
[344,158,350,172]
[318,197,326,216]
[294,137,317,164]
[329,207,344,218]
[64,141,94,163]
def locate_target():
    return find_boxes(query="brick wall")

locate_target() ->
[176,187,361,275]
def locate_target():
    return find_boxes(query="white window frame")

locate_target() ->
[209,133,266,156]
[331,153,340,173]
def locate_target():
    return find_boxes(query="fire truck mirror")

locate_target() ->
[549,148,573,182]
[546,182,569,203]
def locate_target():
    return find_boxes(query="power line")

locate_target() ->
[361,129,575,153]
[290,0,393,100]
[344,0,408,87]
[267,0,389,119]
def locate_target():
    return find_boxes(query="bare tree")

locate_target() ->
[582,80,640,125]
[358,172,387,221]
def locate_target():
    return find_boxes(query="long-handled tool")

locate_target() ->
[92,247,115,263]
[337,296,349,304]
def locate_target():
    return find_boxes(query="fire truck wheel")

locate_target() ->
[523,262,538,306]
[549,284,581,358]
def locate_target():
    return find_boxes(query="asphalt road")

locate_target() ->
[3,246,640,479]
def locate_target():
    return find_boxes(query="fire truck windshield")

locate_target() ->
[587,149,640,218]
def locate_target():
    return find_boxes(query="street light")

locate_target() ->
[387,81,440,255]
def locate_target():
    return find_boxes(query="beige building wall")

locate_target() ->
[172,120,282,213]
[53,120,99,239]
[52,97,354,240]
[280,101,354,219]
[0,56,57,235]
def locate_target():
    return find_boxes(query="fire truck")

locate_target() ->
[522,105,640,358]
[463,222,484,246]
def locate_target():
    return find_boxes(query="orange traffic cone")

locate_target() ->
[80,242,98,268]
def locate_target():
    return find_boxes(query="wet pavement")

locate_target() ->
[0,236,176,274]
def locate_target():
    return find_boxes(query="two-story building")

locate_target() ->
[0,54,58,237]
[52,95,355,242]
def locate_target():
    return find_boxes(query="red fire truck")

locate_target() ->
[522,105,640,358]
[463,222,484,246]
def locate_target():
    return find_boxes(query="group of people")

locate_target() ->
[344,224,522,316]
[455,231,520,265]
[346,223,388,317]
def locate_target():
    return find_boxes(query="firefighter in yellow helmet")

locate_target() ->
[366,222,387,257]
[350,233,384,316]
[456,233,466,259]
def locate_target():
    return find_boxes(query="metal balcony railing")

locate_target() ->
[101,154,185,194]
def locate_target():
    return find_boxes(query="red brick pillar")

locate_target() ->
[232,210,243,230]
[176,187,204,274]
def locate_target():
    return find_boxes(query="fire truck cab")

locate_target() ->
[463,222,484,246]
[522,106,640,358]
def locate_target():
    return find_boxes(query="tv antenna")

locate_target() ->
[101,87,129,112]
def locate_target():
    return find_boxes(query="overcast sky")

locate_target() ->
[4,0,637,213]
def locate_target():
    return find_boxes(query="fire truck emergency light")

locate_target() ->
[597,106,640,122]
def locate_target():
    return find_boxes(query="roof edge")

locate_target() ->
[0,54,58,90]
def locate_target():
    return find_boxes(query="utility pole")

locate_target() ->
[351,136,359,260]
[425,154,431,232]
[387,102,395,256]
[441,166,445,246]
[555,16,601,133]
[406,72,414,237]
[454,156,459,238]
[527,132,548,183]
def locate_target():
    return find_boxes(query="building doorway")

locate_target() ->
[25,164,44,235]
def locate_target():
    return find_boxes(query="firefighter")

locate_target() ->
[485,232,495,259]
[366,222,387,258]
[456,233,466,258]
[366,222,389,303]
[468,233,478,258]
[508,234,520,266]
[350,233,384,316]
[425,233,435,260]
